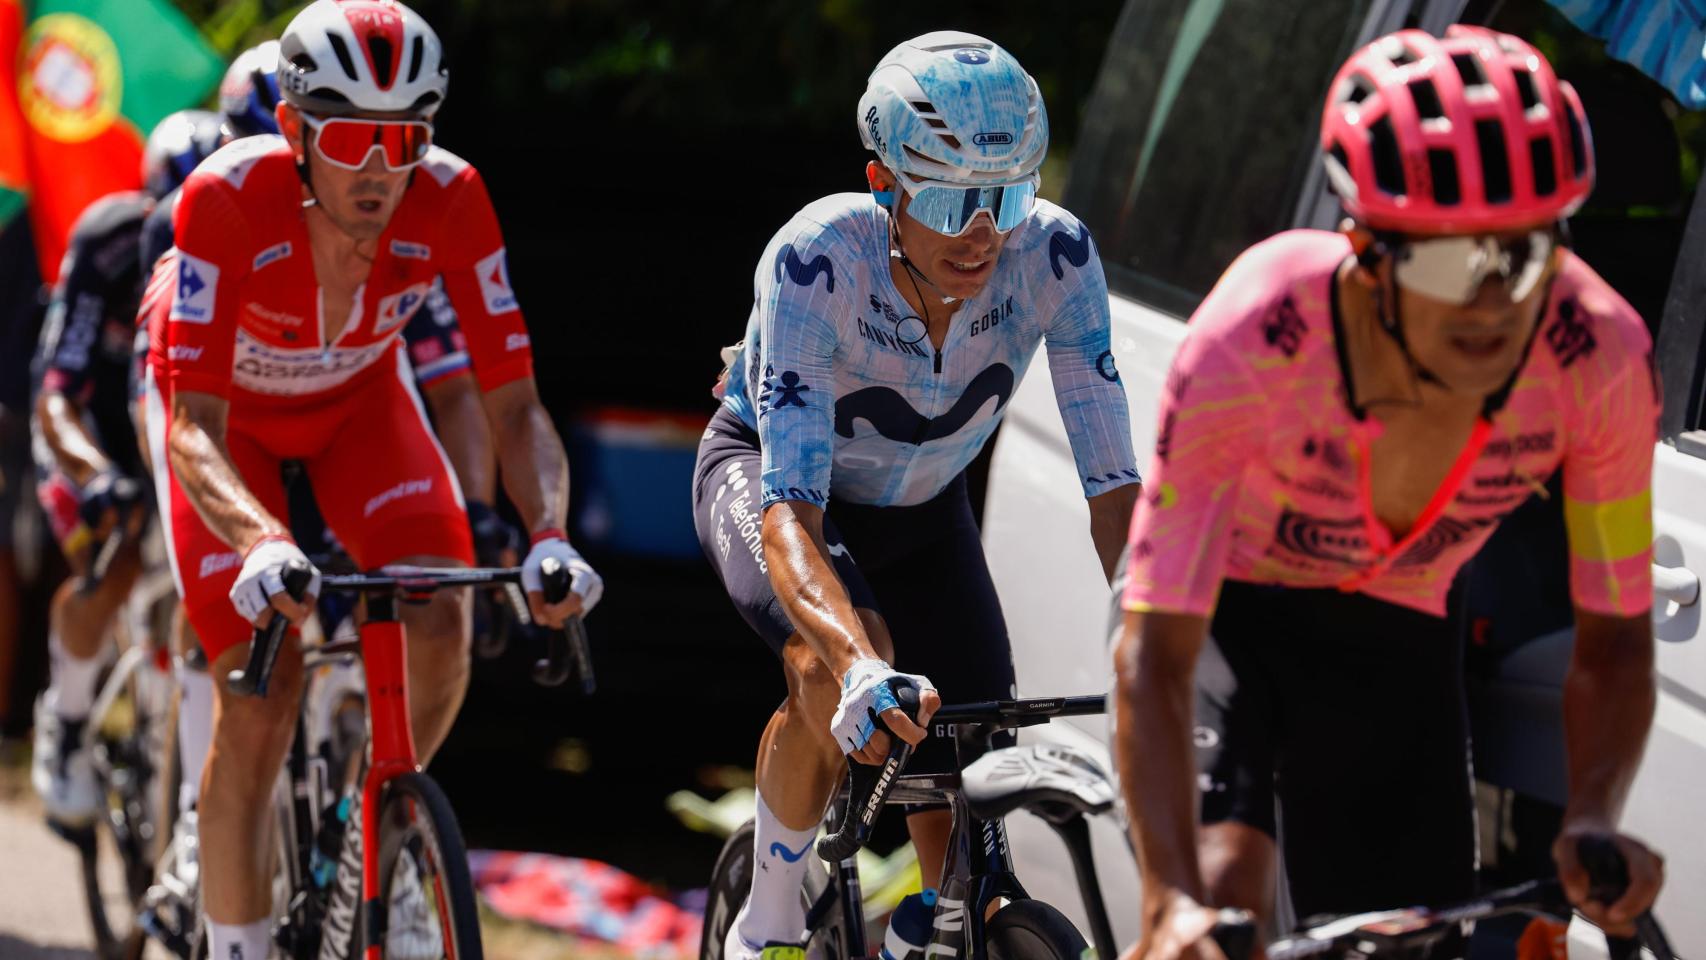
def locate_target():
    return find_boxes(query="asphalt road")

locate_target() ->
[0,767,114,960]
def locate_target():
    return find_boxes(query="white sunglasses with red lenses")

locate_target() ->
[302,114,432,172]
[1393,230,1556,305]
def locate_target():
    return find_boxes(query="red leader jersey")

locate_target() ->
[153,134,533,406]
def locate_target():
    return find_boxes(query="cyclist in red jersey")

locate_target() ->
[142,3,602,957]
[1113,27,1662,958]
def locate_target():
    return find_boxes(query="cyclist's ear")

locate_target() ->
[867,160,895,211]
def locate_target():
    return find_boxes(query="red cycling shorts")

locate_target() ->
[144,349,474,663]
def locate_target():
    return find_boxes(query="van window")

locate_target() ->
[1064,0,1375,318]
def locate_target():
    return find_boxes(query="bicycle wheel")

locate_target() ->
[359,772,483,960]
[985,899,1089,960]
[700,818,844,960]
[79,653,174,960]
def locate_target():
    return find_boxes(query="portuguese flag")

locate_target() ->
[4,0,223,282]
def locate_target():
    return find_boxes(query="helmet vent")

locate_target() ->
[1450,53,1486,89]
[1345,73,1376,105]
[366,35,396,87]
[1564,102,1587,177]
[1369,117,1405,197]
[1530,136,1557,196]
[1475,118,1512,203]
[1387,41,1420,67]
[1328,141,1351,195]
[1428,148,1460,204]
[325,32,360,82]
[1408,78,1445,121]
[911,100,936,114]
[1514,69,1540,112]
[406,35,424,84]
[290,52,318,73]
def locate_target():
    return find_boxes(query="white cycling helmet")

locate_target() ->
[857,31,1048,185]
[278,0,446,117]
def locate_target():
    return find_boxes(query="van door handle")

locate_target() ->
[1653,564,1700,608]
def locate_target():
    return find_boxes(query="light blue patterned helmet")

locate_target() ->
[857,31,1048,186]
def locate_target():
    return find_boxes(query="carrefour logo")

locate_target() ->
[170,254,220,325]
[19,14,121,143]
[475,248,519,315]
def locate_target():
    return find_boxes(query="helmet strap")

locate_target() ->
[885,208,958,306]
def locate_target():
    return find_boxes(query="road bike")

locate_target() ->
[702,684,1122,960]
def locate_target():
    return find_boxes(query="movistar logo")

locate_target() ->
[835,363,1014,445]
[769,839,813,863]
[1048,225,1093,281]
[775,244,836,294]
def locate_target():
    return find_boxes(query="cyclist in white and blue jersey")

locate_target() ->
[693,32,1141,960]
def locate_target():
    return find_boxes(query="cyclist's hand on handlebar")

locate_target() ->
[831,659,940,765]
[229,537,320,628]
[1127,894,1237,960]
[1553,824,1664,936]
[468,500,523,568]
[522,535,602,627]
[77,469,144,541]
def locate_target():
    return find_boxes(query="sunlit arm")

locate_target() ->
[1114,609,1211,940]
[168,390,290,552]
[422,373,497,505]
[762,500,876,676]
[1089,483,1142,583]
[481,377,568,536]
[36,389,110,486]
[1562,608,1656,827]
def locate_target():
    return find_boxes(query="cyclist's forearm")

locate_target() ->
[423,374,497,503]
[36,390,111,486]
[1089,483,1141,583]
[1561,609,1656,827]
[168,399,289,552]
[762,503,872,676]
[1114,610,1208,919]
[485,381,569,535]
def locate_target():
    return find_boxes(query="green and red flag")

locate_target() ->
[0,0,29,230]
[8,0,223,282]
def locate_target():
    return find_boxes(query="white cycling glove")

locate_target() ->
[830,658,936,755]
[521,536,603,614]
[229,537,321,625]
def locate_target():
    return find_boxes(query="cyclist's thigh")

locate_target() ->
[155,424,289,664]
[1270,589,1475,919]
[692,405,874,654]
[306,362,472,569]
[836,475,1016,775]
[1198,580,1283,838]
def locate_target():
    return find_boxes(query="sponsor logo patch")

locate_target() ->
[475,248,519,315]
[167,345,203,362]
[972,131,1012,146]
[198,551,241,579]
[505,332,530,352]
[170,253,219,324]
[252,242,292,271]
[364,477,433,518]
[375,282,431,336]
[389,239,431,260]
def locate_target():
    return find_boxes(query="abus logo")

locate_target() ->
[168,345,203,362]
[971,132,1012,146]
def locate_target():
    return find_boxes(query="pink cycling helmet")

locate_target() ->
[1320,25,1594,235]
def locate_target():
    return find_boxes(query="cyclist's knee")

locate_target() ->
[208,641,303,767]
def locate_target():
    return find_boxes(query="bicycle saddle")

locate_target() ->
[961,743,1115,824]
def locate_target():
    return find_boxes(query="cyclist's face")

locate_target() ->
[1377,228,1560,396]
[873,163,1010,302]
[281,106,413,242]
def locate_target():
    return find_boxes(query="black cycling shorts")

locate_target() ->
[693,404,1016,775]
[1196,580,1476,921]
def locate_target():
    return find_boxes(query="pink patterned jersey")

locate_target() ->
[1122,230,1657,619]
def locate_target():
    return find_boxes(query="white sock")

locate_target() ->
[205,918,270,960]
[176,663,213,815]
[736,790,817,948]
[47,632,103,720]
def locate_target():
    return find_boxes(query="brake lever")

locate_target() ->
[531,556,594,691]
[817,679,921,863]
[228,560,314,697]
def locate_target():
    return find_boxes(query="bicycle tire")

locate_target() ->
[361,772,483,960]
[985,899,1089,960]
[700,818,844,960]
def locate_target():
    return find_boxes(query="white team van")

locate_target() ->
[985,0,1706,952]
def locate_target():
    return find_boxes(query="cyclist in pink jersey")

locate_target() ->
[1113,26,1663,958]
[142,3,602,957]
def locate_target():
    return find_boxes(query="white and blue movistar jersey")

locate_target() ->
[722,193,1139,508]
